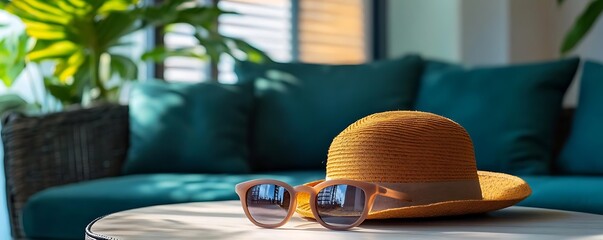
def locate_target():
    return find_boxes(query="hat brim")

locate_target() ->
[295,171,531,219]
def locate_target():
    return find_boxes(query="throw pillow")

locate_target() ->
[236,55,424,171]
[558,61,603,174]
[124,80,252,174]
[415,58,580,175]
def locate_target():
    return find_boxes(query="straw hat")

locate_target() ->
[296,111,531,219]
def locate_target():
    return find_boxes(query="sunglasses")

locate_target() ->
[235,179,412,230]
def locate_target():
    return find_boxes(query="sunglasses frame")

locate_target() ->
[235,179,411,230]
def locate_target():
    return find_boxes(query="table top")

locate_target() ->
[86,201,603,240]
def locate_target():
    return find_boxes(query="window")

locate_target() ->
[297,0,368,64]
[160,0,371,83]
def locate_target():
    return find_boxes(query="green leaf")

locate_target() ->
[0,31,31,87]
[195,34,226,64]
[558,0,566,5]
[7,0,72,25]
[163,0,189,9]
[110,54,138,80]
[24,0,67,16]
[0,93,40,116]
[230,38,271,63]
[174,7,224,27]
[56,1,79,14]
[110,41,135,47]
[45,83,76,103]
[66,0,89,9]
[44,76,82,104]
[135,2,182,27]
[0,93,36,116]
[97,11,138,49]
[142,46,208,62]
[27,40,78,61]
[53,50,85,83]
[21,21,68,40]
[137,3,230,30]
[105,85,121,102]
[561,0,603,55]
[98,0,138,16]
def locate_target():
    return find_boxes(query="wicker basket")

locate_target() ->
[2,104,129,239]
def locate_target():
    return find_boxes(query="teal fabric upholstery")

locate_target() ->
[125,81,253,174]
[519,176,603,215]
[415,58,579,175]
[22,171,325,240]
[558,61,603,174]
[236,55,424,171]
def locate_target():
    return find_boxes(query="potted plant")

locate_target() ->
[0,0,268,111]
[0,1,268,238]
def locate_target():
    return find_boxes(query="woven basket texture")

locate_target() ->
[2,104,129,239]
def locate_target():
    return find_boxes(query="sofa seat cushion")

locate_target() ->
[518,176,603,215]
[22,171,325,240]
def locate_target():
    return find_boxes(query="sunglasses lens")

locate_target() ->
[316,184,366,227]
[246,184,291,225]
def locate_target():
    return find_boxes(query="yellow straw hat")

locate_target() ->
[296,111,531,219]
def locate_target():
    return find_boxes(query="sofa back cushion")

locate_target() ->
[124,80,252,174]
[415,58,579,175]
[236,55,424,171]
[558,61,603,174]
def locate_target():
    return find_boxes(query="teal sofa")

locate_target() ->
[4,57,603,240]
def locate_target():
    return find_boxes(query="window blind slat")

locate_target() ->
[220,1,291,17]
[218,0,293,81]
[223,0,290,9]
[298,0,366,64]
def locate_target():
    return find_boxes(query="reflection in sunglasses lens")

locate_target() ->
[316,184,365,227]
[246,184,291,225]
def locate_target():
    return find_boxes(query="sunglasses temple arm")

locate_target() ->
[378,186,412,202]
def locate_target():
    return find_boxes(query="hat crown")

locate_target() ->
[327,111,478,183]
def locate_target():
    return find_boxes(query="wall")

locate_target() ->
[387,0,603,106]
[507,0,557,63]
[459,0,509,65]
[387,0,509,64]
[387,0,462,62]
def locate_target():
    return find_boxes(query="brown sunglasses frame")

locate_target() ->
[235,179,412,230]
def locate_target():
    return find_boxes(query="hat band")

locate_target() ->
[367,180,482,212]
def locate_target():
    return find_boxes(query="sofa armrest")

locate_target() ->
[2,104,129,238]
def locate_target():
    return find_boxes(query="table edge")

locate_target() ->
[84,201,603,240]
[86,215,118,240]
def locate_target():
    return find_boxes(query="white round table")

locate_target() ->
[86,201,603,240]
